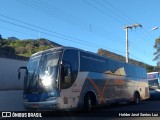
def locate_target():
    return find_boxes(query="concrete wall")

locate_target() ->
[0,58,28,90]
[0,90,25,111]
[0,58,28,111]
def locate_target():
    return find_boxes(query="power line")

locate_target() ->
[0,18,125,54]
[96,0,154,49]
[84,0,149,48]
[16,0,87,30]
[129,53,145,63]
[0,14,90,43]
[0,14,124,52]
[103,0,139,24]
[83,0,155,52]
[0,19,92,46]
[37,0,89,27]
[34,0,137,48]
[82,0,129,47]
[94,0,133,25]
[0,26,36,38]
[104,0,157,42]
[16,0,126,50]
[15,1,111,41]
[128,26,156,58]
[83,0,125,25]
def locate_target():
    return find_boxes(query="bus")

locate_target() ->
[147,72,160,98]
[18,46,149,110]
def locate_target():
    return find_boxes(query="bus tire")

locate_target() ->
[133,92,141,105]
[84,92,96,111]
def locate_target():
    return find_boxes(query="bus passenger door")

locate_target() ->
[60,49,79,109]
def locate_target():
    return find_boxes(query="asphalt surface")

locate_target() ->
[1,98,160,120]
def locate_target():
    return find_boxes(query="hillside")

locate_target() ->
[0,38,61,57]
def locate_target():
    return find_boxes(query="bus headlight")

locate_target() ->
[41,77,52,87]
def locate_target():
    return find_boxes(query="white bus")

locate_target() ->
[18,46,149,110]
[147,72,160,98]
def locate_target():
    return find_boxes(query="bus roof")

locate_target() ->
[147,72,159,74]
[31,46,64,57]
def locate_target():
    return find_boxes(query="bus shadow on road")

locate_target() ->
[147,97,160,101]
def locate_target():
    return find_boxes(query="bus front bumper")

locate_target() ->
[24,100,58,110]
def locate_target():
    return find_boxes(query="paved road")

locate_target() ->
[99,98,160,111]
[1,98,160,120]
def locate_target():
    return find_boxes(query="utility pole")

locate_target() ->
[124,24,142,63]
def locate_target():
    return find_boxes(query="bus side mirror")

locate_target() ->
[18,66,28,80]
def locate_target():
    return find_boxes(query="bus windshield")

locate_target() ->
[148,73,160,89]
[24,51,61,93]
[148,79,159,89]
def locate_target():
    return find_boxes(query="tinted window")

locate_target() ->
[80,51,106,72]
[80,51,146,78]
[80,52,127,76]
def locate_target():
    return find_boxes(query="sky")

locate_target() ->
[0,0,159,66]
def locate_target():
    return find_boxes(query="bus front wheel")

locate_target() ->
[84,93,96,111]
[133,92,141,105]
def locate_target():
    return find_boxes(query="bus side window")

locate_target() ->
[61,49,78,89]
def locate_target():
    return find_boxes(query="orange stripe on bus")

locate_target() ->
[87,77,107,104]
[102,80,108,96]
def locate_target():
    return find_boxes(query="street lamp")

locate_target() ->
[152,27,158,31]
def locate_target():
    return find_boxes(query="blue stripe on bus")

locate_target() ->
[25,93,49,102]
[25,90,60,102]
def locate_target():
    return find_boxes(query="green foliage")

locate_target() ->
[153,37,160,71]
[153,37,160,60]
[0,45,15,54]
[0,34,2,39]
[0,38,61,57]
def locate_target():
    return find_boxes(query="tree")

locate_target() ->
[153,37,160,70]
[0,34,2,39]
[1,45,15,54]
